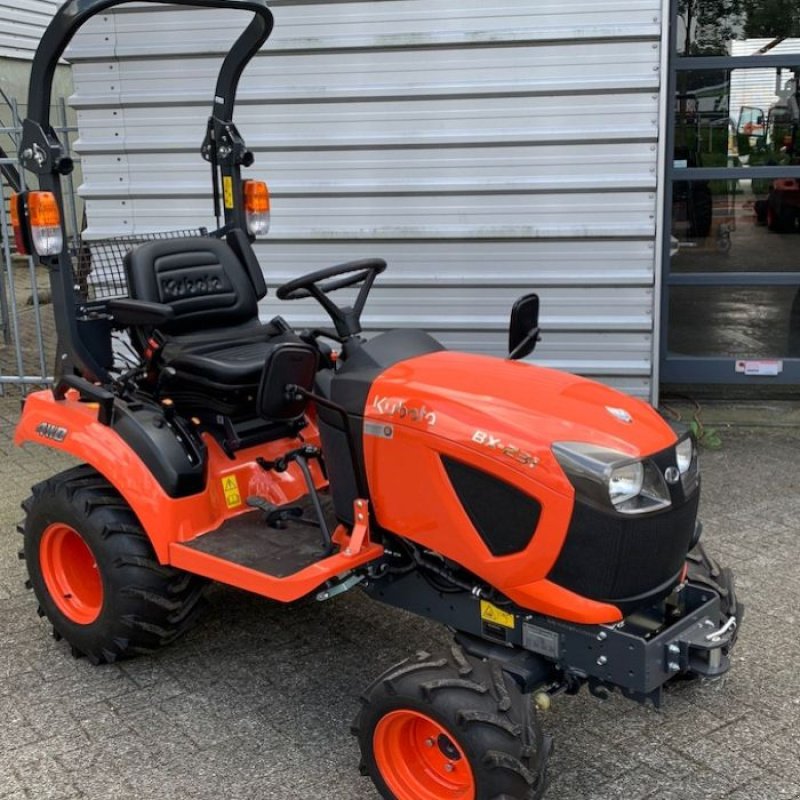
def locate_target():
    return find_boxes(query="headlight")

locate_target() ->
[609,462,644,504]
[553,442,671,515]
[675,434,699,493]
[676,437,694,474]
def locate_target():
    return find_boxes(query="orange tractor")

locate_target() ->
[12,1,741,797]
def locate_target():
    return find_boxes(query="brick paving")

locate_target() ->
[1,394,799,799]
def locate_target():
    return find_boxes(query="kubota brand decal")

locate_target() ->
[35,422,68,442]
[605,406,633,424]
[221,475,242,508]
[160,274,225,300]
[472,430,539,469]
[372,396,436,426]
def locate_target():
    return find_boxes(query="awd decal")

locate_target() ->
[35,422,68,442]
[472,430,539,469]
[373,396,436,426]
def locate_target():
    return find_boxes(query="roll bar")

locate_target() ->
[26,0,272,130]
[18,0,273,384]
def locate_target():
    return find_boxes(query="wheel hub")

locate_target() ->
[373,709,475,799]
[39,523,103,625]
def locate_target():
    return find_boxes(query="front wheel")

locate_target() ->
[20,464,208,664]
[353,647,550,800]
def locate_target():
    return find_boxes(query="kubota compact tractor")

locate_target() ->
[11,1,741,797]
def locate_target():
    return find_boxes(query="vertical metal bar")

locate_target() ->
[0,167,9,393]
[58,97,81,246]
[13,98,48,387]
[0,163,26,390]
[658,0,679,393]
[0,168,11,346]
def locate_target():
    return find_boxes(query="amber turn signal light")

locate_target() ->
[243,180,270,236]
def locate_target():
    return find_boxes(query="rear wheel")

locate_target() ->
[688,182,713,238]
[766,192,795,233]
[353,647,550,800]
[20,464,207,664]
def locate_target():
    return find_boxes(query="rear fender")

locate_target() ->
[15,390,323,563]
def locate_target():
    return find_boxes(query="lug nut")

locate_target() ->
[597,656,608,666]
[597,631,607,641]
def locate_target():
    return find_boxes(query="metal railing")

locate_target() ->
[0,95,79,393]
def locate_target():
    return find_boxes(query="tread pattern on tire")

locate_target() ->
[20,463,207,664]
[353,647,551,800]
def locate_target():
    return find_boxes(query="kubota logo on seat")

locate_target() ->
[160,274,224,299]
[372,396,436,426]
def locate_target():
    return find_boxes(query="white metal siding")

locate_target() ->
[0,0,60,59]
[68,0,664,398]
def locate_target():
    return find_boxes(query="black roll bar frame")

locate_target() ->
[19,0,274,383]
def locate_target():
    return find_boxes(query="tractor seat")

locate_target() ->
[124,232,296,416]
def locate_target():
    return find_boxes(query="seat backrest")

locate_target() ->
[124,236,259,335]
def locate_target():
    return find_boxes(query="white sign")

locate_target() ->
[735,359,783,377]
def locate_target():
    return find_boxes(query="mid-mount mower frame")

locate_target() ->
[12,2,742,798]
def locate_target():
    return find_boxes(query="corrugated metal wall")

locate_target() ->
[0,0,60,59]
[68,0,665,397]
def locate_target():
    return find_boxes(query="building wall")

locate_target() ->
[67,0,666,398]
[1,0,73,122]
[0,0,62,60]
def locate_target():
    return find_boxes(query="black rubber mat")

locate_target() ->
[184,494,337,578]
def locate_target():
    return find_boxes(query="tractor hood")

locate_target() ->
[364,350,677,492]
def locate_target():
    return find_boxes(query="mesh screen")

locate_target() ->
[72,229,208,302]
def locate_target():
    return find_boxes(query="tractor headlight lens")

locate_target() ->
[676,437,694,474]
[608,462,644,505]
[553,442,672,516]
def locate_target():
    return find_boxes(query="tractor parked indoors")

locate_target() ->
[739,67,800,232]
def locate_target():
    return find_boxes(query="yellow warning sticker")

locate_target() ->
[223,176,234,209]
[221,475,242,509]
[480,600,515,630]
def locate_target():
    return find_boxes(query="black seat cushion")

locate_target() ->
[168,337,277,386]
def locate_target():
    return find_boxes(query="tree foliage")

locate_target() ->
[677,0,800,55]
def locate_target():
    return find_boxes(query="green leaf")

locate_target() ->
[700,428,723,450]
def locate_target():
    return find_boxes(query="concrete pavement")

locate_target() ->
[1,394,799,800]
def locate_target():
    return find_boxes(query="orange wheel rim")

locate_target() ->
[373,709,475,800]
[39,523,103,625]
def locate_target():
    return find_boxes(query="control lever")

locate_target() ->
[255,445,333,552]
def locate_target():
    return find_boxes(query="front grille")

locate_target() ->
[547,489,699,606]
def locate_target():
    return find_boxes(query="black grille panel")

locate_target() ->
[442,456,541,556]
[548,490,699,605]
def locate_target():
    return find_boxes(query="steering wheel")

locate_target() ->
[276,258,386,339]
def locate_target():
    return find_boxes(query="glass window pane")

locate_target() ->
[668,285,800,357]
[674,66,800,168]
[676,6,800,57]
[670,176,800,270]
